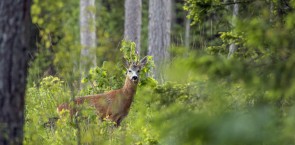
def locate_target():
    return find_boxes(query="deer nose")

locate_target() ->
[132,76,138,80]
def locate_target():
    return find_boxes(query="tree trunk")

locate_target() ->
[184,16,190,49]
[270,0,274,23]
[148,0,171,82]
[224,0,230,10]
[277,0,285,23]
[0,0,31,144]
[227,0,239,59]
[80,0,96,81]
[124,0,142,54]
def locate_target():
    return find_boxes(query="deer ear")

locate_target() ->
[140,56,147,67]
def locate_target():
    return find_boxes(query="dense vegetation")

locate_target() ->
[25,0,295,145]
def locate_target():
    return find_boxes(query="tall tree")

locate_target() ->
[270,0,274,23]
[0,0,31,144]
[80,0,96,82]
[184,16,190,49]
[148,0,171,82]
[228,0,239,58]
[124,0,142,53]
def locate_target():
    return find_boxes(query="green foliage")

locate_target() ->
[81,62,124,94]
[25,41,159,145]
[120,41,139,63]
[29,0,125,85]
[148,55,295,145]
[184,0,223,24]
[25,76,71,144]
[153,82,200,110]
[30,0,80,83]
[157,1,295,143]
[25,75,159,144]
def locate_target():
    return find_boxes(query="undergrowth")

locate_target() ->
[25,41,295,145]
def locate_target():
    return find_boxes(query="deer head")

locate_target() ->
[125,56,147,83]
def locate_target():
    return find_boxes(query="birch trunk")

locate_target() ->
[148,0,171,82]
[0,0,31,144]
[124,0,142,54]
[228,0,239,58]
[184,16,190,49]
[80,0,96,79]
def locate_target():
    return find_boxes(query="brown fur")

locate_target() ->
[57,77,138,126]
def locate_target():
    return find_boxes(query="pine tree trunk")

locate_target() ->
[148,0,171,82]
[0,0,31,144]
[228,0,239,58]
[277,0,284,23]
[270,1,274,23]
[80,0,96,80]
[184,16,190,49]
[124,0,142,54]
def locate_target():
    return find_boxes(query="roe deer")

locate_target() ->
[57,56,147,126]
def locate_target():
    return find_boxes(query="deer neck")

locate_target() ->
[122,77,138,100]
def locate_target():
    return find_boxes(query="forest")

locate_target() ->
[1,0,295,144]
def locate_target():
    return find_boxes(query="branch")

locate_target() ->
[218,0,254,6]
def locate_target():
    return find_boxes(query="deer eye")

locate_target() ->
[128,70,132,73]
[137,70,140,73]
